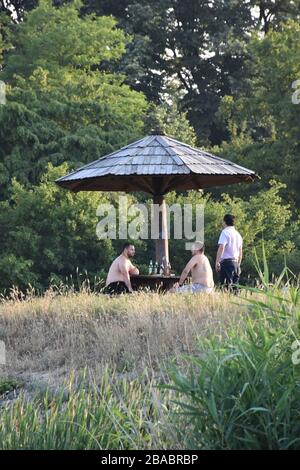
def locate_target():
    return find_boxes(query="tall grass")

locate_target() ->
[165,251,300,449]
[0,288,240,450]
[0,368,180,450]
[0,289,242,377]
[1,250,299,449]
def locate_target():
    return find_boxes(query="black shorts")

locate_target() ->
[220,259,240,290]
[104,281,130,295]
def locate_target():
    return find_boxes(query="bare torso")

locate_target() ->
[191,254,214,288]
[106,255,136,286]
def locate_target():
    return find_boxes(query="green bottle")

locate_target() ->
[148,260,153,275]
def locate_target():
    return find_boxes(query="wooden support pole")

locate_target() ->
[153,194,169,265]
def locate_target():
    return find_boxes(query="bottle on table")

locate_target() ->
[161,256,167,276]
[161,256,170,276]
[165,261,171,276]
[154,261,159,275]
[159,262,164,275]
[148,260,153,275]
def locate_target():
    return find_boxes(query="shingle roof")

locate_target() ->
[55,133,258,194]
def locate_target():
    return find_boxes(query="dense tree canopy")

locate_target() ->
[0,0,148,199]
[1,1,299,145]
[214,20,300,207]
[0,0,299,291]
[0,163,115,291]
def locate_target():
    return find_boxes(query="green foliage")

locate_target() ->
[81,0,300,145]
[0,12,11,67]
[3,0,128,78]
[2,1,300,148]
[144,101,197,145]
[165,180,298,281]
[0,368,175,450]
[0,163,116,291]
[0,378,21,395]
[0,0,148,199]
[165,258,300,449]
[217,20,300,206]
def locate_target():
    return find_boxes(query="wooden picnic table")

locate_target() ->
[130,274,181,292]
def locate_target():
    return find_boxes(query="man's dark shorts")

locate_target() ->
[220,258,240,292]
[103,281,130,295]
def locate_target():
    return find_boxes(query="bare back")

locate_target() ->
[191,254,214,287]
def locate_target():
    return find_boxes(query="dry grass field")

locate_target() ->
[0,283,298,449]
[0,288,245,387]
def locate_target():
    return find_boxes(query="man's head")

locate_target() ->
[223,214,235,228]
[191,241,204,256]
[122,242,135,258]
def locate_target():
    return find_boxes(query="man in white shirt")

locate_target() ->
[215,214,243,292]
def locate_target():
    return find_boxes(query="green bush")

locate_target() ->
[165,254,300,449]
[0,163,116,292]
[0,378,21,395]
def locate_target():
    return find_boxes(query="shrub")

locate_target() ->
[165,252,300,449]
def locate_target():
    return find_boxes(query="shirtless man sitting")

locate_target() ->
[170,242,214,294]
[104,242,139,295]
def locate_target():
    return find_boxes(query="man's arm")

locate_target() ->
[129,261,139,275]
[238,246,243,264]
[119,258,133,292]
[215,244,225,272]
[216,230,228,272]
[238,246,243,265]
[237,246,243,275]
[178,257,197,286]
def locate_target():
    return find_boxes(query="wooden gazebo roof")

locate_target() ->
[55,132,258,195]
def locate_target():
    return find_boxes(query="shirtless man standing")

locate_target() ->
[171,242,214,294]
[104,242,139,295]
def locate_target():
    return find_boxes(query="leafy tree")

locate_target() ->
[2,1,299,147]
[165,180,298,282]
[0,163,116,292]
[0,0,148,199]
[0,11,11,67]
[81,0,300,146]
[215,20,300,207]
